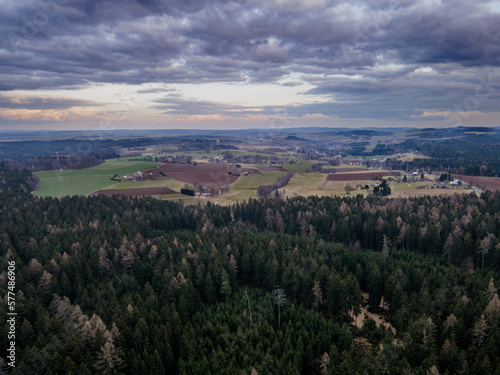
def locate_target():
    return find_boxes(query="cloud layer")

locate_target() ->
[1,0,500,126]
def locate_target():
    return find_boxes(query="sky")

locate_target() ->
[0,0,500,131]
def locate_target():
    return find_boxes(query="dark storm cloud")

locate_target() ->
[1,0,500,119]
[298,66,500,120]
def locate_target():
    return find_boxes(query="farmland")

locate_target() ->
[454,175,500,191]
[30,128,494,203]
[34,157,479,203]
[283,173,355,198]
[204,170,287,205]
[91,187,177,197]
[35,158,158,197]
[326,171,399,181]
[147,163,257,187]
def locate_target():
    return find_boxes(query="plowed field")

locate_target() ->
[454,175,500,191]
[326,171,399,181]
[148,163,256,186]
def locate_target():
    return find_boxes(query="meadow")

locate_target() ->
[206,170,287,205]
[35,158,158,197]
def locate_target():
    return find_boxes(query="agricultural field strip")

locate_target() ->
[35,159,158,197]
[326,171,400,181]
[91,187,177,197]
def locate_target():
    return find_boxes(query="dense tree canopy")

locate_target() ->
[0,164,499,374]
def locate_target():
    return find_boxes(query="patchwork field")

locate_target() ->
[34,155,477,203]
[147,163,257,187]
[331,167,369,172]
[35,159,158,197]
[326,171,399,181]
[207,171,287,205]
[283,173,371,198]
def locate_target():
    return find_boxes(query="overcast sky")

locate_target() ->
[1,0,500,130]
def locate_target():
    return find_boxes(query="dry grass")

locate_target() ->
[390,188,475,198]
[326,171,399,181]
[392,153,432,162]
[284,173,369,198]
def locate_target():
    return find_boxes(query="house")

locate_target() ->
[437,183,445,189]
[450,179,462,186]
[131,171,143,180]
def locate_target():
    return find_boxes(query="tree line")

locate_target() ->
[257,172,295,198]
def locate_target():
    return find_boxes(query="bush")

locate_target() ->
[180,188,195,196]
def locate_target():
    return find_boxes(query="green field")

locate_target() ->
[35,159,158,197]
[208,171,287,205]
[108,178,184,191]
[283,159,315,172]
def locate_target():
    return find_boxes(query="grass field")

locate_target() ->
[35,158,158,197]
[390,188,475,198]
[207,171,287,205]
[284,159,315,172]
[284,173,369,198]
[392,153,432,162]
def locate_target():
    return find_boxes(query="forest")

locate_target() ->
[0,162,499,374]
[384,134,500,177]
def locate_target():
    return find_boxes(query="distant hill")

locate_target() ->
[284,135,308,141]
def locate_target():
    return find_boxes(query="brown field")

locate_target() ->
[326,171,399,181]
[91,187,178,197]
[147,163,256,186]
[331,167,368,172]
[453,175,500,191]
